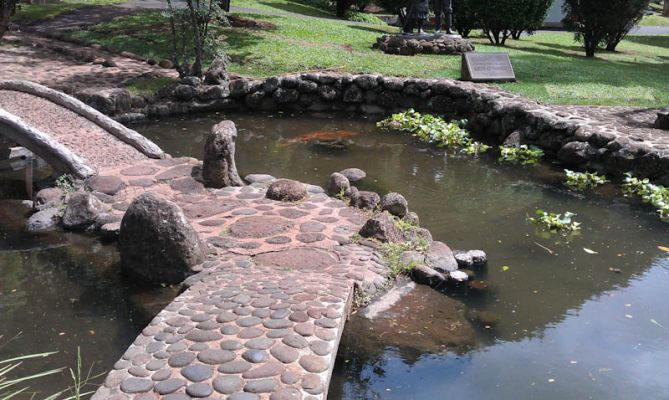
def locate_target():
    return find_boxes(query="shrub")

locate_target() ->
[469,0,553,45]
[564,169,608,190]
[563,0,649,56]
[344,10,386,24]
[452,0,477,38]
[498,145,544,165]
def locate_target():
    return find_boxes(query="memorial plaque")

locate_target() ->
[461,53,516,83]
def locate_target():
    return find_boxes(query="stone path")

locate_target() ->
[0,32,176,92]
[90,157,391,399]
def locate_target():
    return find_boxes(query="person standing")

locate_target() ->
[433,0,455,34]
[403,0,430,34]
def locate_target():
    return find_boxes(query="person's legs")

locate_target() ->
[434,3,443,32]
[403,18,415,33]
[444,0,454,34]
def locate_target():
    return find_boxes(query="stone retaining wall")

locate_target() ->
[77,73,668,184]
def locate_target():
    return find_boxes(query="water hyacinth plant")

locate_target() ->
[377,109,488,153]
[564,169,608,190]
[529,210,581,233]
[498,145,544,165]
[622,173,669,221]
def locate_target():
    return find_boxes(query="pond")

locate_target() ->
[1,111,668,399]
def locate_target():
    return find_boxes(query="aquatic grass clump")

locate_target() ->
[622,173,669,220]
[564,169,608,190]
[529,210,581,233]
[498,145,544,165]
[377,109,488,153]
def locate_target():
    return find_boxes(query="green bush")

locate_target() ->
[469,0,554,45]
[563,0,649,56]
[453,0,477,38]
[344,10,386,24]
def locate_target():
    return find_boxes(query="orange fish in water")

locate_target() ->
[281,130,362,146]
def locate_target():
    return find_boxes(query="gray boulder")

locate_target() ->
[381,192,408,217]
[339,168,366,182]
[656,110,669,130]
[266,179,308,202]
[119,192,207,285]
[204,57,229,85]
[203,120,244,188]
[411,264,446,286]
[354,191,381,210]
[426,241,458,273]
[26,208,60,232]
[328,172,350,196]
[34,187,64,211]
[359,211,403,243]
[62,192,108,230]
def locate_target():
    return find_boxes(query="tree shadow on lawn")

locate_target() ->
[509,53,667,90]
[348,25,392,34]
[257,0,335,18]
[624,35,669,50]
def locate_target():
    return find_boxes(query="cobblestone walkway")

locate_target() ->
[0,32,176,91]
[91,157,390,399]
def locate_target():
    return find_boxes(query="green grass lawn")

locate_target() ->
[67,7,669,107]
[12,0,124,25]
[641,14,669,26]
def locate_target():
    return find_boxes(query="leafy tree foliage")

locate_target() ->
[469,0,554,45]
[563,0,648,56]
[452,0,476,38]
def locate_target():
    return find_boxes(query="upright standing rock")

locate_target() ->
[119,192,207,285]
[203,120,244,188]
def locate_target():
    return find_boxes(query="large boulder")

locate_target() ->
[203,120,244,188]
[203,57,230,85]
[354,191,381,210]
[359,211,403,243]
[62,192,108,230]
[266,179,308,202]
[119,192,207,285]
[381,192,408,217]
[339,168,366,182]
[656,110,669,130]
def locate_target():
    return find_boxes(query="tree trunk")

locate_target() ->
[664,0,669,17]
[1,0,17,40]
[336,0,347,18]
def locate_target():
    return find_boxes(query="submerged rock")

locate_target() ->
[26,207,60,232]
[119,192,207,285]
[339,168,366,182]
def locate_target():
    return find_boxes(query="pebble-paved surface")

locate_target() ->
[92,157,391,399]
[0,90,147,169]
[0,32,176,91]
[552,105,669,151]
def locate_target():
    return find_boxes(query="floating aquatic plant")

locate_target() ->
[564,169,608,190]
[498,145,544,165]
[622,173,669,221]
[529,209,581,233]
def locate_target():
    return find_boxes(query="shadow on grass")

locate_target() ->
[625,35,669,50]
[257,0,335,18]
[348,24,391,34]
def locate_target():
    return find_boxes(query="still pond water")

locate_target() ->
[1,112,668,399]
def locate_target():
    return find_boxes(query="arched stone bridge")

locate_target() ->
[1,81,395,399]
[0,80,165,178]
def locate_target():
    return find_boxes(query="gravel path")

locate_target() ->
[0,90,147,169]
